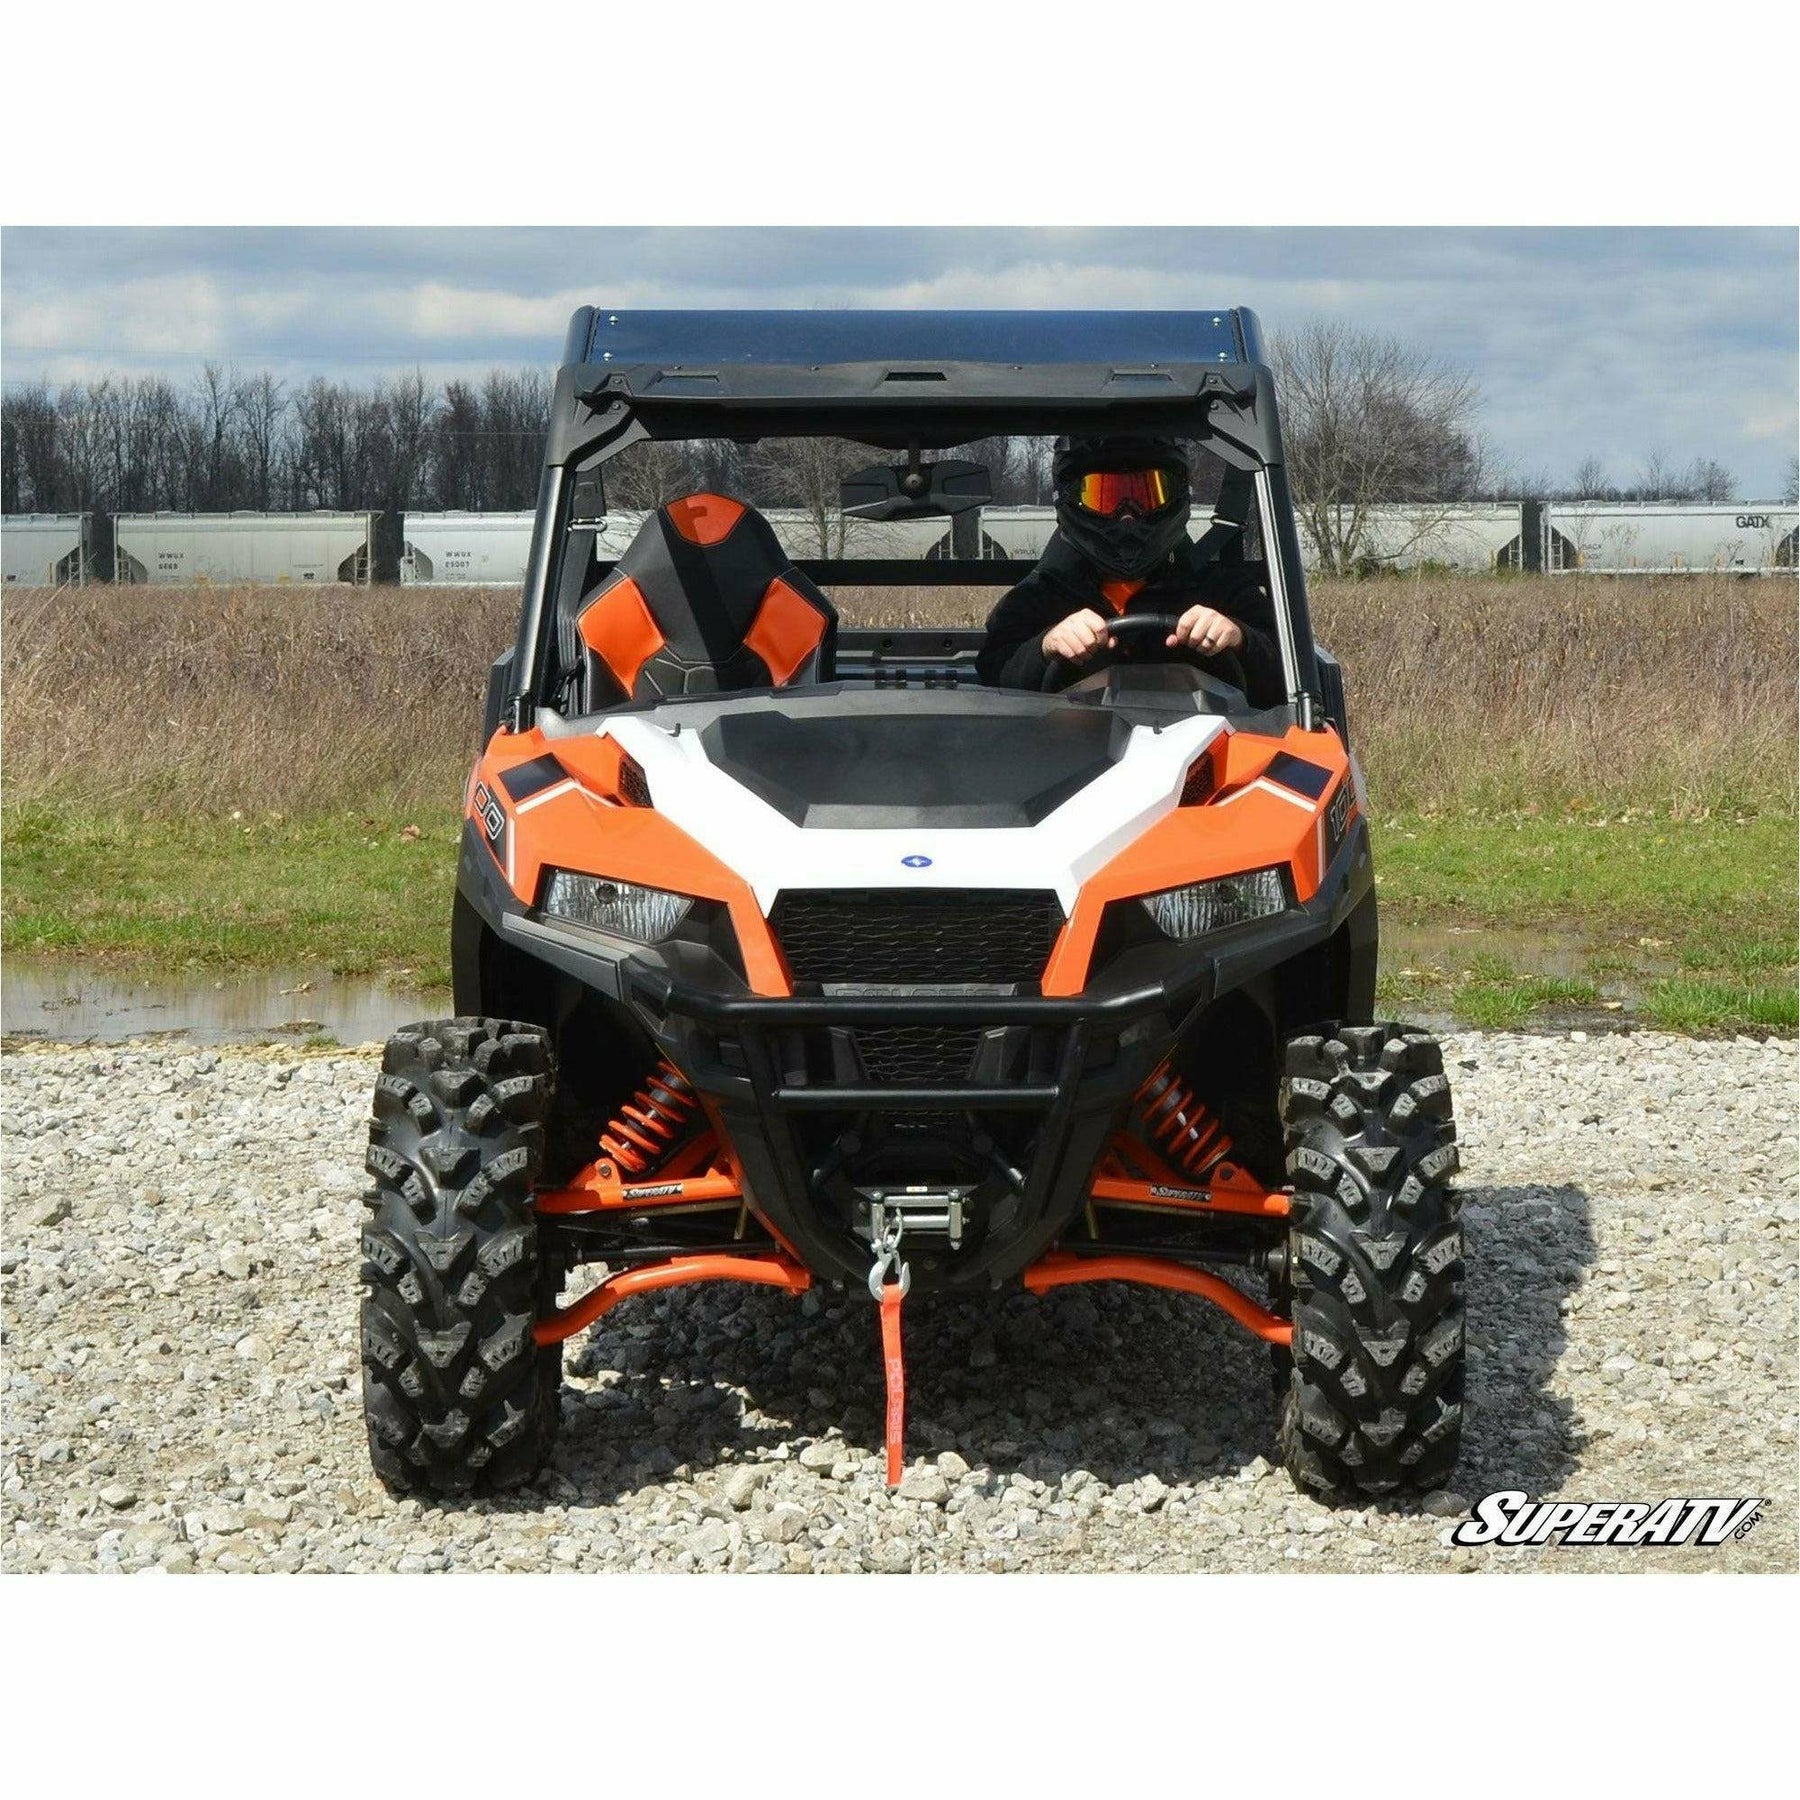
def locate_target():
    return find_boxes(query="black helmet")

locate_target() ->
[1052,436,1193,579]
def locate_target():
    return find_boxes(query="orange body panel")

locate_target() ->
[664,492,746,545]
[1042,724,1354,994]
[743,576,828,685]
[471,729,792,994]
[1099,577,1146,615]
[476,722,1355,1002]
[577,575,666,695]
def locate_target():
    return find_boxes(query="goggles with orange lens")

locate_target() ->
[1071,466,1181,519]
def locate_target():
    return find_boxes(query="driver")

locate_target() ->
[976,435,1283,701]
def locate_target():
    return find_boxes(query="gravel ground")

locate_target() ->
[3,1029,1795,1574]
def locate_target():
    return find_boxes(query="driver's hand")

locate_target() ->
[1169,605,1245,655]
[1042,609,1116,663]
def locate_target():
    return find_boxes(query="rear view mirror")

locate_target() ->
[841,458,991,520]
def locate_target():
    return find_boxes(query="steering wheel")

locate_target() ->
[1041,611,1246,692]
[1104,613,1187,642]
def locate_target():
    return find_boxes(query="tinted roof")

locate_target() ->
[583,308,1249,369]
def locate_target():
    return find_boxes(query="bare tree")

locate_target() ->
[190,365,242,508]
[479,369,550,508]
[1633,450,1680,501]
[1,382,61,512]
[604,439,703,511]
[743,436,877,555]
[1784,455,1799,506]
[238,371,288,510]
[373,371,438,513]
[1270,322,1485,574]
[1683,457,1735,503]
[1569,454,1611,499]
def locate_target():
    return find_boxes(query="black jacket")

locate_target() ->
[976,531,1284,703]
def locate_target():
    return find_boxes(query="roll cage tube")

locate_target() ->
[499,307,1325,730]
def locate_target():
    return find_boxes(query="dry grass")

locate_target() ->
[1,584,518,814]
[3,574,1794,817]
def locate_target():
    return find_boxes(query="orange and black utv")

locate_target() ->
[358,308,1463,1501]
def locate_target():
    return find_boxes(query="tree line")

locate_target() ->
[1,367,550,518]
[6,336,1785,579]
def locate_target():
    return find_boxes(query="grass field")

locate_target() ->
[3,574,1795,1033]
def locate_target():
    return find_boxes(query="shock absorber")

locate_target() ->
[1133,1063,1235,1181]
[597,1059,701,1176]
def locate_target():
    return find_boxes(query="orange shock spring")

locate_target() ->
[597,1059,701,1176]
[1134,1064,1235,1181]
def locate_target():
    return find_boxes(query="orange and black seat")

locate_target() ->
[575,493,837,705]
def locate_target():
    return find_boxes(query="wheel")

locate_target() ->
[358,1016,562,1496]
[1274,1022,1464,1497]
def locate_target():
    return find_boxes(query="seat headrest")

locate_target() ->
[576,493,836,702]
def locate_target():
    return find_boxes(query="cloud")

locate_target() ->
[3,226,1795,494]
[6,272,230,358]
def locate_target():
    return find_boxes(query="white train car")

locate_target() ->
[403,508,950,585]
[1327,502,1528,571]
[402,512,535,585]
[759,509,951,562]
[113,512,376,585]
[978,505,1236,562]
[589,508,948,567]
[978,506,1057,560]
[1545,503,1797,574]
[3,513,91,586]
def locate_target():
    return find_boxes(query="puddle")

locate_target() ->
[1,956,441,1046]
[1384,919,1680,985]
[1382,919,1693,1032]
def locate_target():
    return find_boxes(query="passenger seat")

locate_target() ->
[576,493,837,705]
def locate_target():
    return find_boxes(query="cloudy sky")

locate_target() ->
[4,226,1795,496]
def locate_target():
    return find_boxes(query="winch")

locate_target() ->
[856,1184,975,1249]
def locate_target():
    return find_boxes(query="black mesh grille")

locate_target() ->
[853,1023,986,1085]
[770,889,1063,988]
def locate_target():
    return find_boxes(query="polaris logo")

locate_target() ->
[901,854,933,868]
[1448,1490,1763,1548]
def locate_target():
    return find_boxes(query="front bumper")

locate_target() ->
[456,817,1374,1291]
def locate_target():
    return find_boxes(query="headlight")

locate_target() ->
[1142,867,1289,939]
[541,870,694,943]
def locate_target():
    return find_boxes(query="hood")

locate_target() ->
[604,693,1222,913]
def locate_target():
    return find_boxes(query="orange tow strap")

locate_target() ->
[880,1281,906,1488]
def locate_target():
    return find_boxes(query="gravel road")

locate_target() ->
[4,1030,1795,1573]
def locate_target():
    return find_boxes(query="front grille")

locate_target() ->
[853,1023,986,1085]
[770,889,1063,988]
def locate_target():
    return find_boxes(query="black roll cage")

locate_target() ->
[503,306,1325,732]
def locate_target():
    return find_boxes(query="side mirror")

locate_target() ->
[841,458,991,520]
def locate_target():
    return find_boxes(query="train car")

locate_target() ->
[759,509,951,561]
[1328,502,1529,571]
[401,511,536,585]
[2,513,91,586]
[113,511,377,585]
[401,509,949,586]
[1545,503,1798,574]
[977,505,1242,563]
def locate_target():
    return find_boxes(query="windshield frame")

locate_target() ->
[506,343,1321,731]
